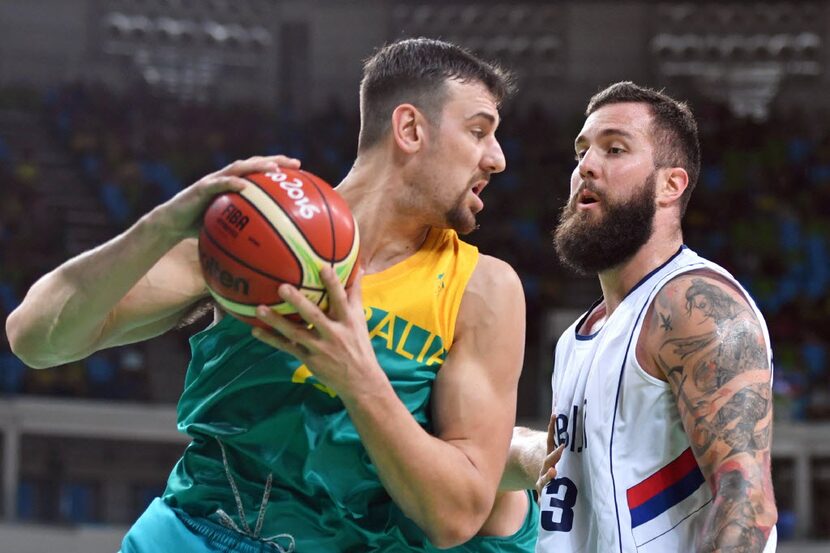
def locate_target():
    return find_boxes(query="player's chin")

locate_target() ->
[452,214,479,235]
[444,204,477,235]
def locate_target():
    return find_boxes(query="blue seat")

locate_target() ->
[16,480,36,520]
[0,281,19,312]
[100,182,131,225]
[0,352,27,393]
[60,482,98,523]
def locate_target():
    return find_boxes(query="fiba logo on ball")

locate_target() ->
[217,203,250,236]
[198,167,360,327]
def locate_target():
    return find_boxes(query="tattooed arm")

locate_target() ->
[639,272,777,552]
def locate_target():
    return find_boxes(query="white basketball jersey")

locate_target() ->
[536,246,777,553]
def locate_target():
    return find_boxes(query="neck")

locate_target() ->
[596,230,683,316]
[335,150,433,274]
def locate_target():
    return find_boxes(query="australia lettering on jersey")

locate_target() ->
[555,399,588,452]
[292,306,446,396]
[364,306,447,365]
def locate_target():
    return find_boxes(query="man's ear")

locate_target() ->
[657,166,689,207]
[391,104,426,154]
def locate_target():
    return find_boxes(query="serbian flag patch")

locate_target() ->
[626,448,709,545]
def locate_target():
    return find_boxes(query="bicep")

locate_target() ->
[431,257,526,482]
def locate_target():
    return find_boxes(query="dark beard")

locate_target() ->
[446,205,477,235]
[553,172,656,275]
[446,187,478,235]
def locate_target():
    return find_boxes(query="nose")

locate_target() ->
[483,137,507,174]
[577,147,599,180]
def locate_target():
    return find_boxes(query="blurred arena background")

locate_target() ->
[0,0,828,551]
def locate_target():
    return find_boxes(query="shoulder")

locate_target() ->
[641,269,769,379]
[443,257,525,390]
[653,270,759,331]
[467,254,524,297]
[456,254,525,334]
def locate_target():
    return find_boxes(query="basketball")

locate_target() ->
[198,167,360,327]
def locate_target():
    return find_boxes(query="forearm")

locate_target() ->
[699,459,777,552]
[500,426,546,490]
[341,379,501,548]
[6,210,185,367]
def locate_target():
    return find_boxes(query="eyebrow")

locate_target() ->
[574,128,635,147]
[466,111,498,125]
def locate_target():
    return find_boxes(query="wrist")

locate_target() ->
[141,203,194,245]
[338,363,394,409]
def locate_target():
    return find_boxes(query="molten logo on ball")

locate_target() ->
[200,250,250,296]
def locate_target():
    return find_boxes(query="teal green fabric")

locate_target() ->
[125,495,536,553]
[122,497,295,553]
[161,314,537,551]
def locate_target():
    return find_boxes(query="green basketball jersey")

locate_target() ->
[163,228,537,551]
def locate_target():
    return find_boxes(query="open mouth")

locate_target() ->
[471,180,488,196]
[578,189,599,205]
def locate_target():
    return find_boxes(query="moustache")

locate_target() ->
[567,181,603,209]
[575,180,601,197]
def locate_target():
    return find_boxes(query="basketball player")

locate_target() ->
[509,82,777,552]
[6,39,538,551]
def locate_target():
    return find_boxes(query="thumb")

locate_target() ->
[346,267,365,309]
[546,413,557,454]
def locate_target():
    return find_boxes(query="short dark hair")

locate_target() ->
[586,82,701,216]
[358,37,515,152]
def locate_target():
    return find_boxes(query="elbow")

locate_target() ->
[760,499,778,538]
[750,477,778,537]
[5,310,53,369]
[5,310,29,361]
[424,500,492,549]
[425,520,481,550]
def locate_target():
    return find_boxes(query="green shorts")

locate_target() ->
[121,494,538,552]
[120,498,295,553]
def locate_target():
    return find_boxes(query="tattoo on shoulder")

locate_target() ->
[661,278,769,392]
[658,312,673,332]
[663,332,717,361]
[684,278,741,323]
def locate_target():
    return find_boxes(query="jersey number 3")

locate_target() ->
[541,477,577,532]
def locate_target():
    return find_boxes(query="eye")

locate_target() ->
[574,150,586,161]
[608,147,625,155]
[471,128,486,139]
